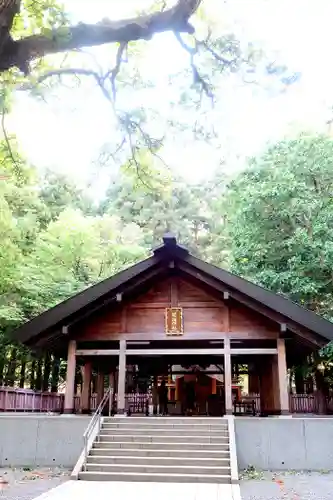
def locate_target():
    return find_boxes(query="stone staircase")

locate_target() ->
[78,417,233,483]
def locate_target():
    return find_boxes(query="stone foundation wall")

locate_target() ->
[0,415,89,467]
[235,417,333,470]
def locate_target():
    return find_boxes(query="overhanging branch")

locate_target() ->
[0,0,202,74]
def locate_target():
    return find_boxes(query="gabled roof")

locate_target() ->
[11,234,333,347]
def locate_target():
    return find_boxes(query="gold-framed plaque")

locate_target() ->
[165,307,183,335]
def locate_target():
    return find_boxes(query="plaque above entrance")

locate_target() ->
[165,307,184,335]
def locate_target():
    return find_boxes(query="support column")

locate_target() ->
[81,360,92,414]
[109,372,115,390]
[96,371,104,406]
[152,375,158,415]
[277,339,290,414]
[211,376,217,395]
[175,377,180,400]
[64,340,76,414]
[259,357,275,415]
[224,337,233,415]
[248,373,260,394]
[117,340,126,414]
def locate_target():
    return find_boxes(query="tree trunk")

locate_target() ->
[30,359,36,390]
[289,371,293,394]
[42,353,51,392]
[294,371,305,394]
[305,376,314,394]
[315,370,328,415]
[0,357,5,386]
[92,373,96,394]
[50,357,60,392]
[4,348,18,386]
[19,357,26,388]
[35,358,43,391]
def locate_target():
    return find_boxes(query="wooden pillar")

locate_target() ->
[96,371,104,406]
[81,360,92,414]
[117,340,126,414]
[248,373,260,394]
[211,376,217,395]
[109,372,115,390]
[152,375,158,415]
[175,377,180,400]
[259,357,275,415]
[277,339,289,414]
[64,340,76,414]
[271,355,281,412]
[224,337,233,415]
[259,354,285,415]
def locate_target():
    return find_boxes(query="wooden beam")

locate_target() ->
[224,337,233,414]
[231,348,277,355]
[129,301,223,309]
[117,340,126,414]
[76,347,277,356]
[76,349,120,356]
[277,338,289,414]
[178,262,323,347]
[170,279,178,307]
[75,330,278,342]
[63,340,76,413]
[69,266,164,327]
[121,306,127,333]
[126,348,225,355]
[81,360,92,413]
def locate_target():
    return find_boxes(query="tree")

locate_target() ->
[38,170,94,225]
[0,1,203,74]
[227,134,333,320]
[226,134,333,402]
[100,172,214,255]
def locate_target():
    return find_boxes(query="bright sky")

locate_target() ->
[8,0,333,190]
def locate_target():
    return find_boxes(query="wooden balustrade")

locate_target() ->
[0,387,331,414]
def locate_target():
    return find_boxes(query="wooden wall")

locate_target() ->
[75,276,278,341]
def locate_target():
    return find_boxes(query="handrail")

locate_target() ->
[82,386,113,470]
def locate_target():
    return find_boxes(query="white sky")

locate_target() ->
[7,0,333,191]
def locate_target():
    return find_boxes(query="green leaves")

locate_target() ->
[227,134,333,319]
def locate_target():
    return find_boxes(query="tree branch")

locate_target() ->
[35,68,113,102]
[174,32,213,100]
[103,42,127,100]
[0,0,202,74]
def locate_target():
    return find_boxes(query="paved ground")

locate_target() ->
[240,471,333,500]
[0,468,70,500]
[1,468,333,500]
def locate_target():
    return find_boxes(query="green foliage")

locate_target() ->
[100,173,214,255]
[227,134,333,320]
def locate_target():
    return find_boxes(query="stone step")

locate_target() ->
[104,417,227,424]
[102,423,228,431]
[98,434,229,443]
[78,471,231,484]
[84,463,231,475]
[92,441,229,451]
[100,428,228,437]
[90,447,230,457]
[87,455,230,466]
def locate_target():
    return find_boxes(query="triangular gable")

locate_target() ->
[10,234,333,347]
